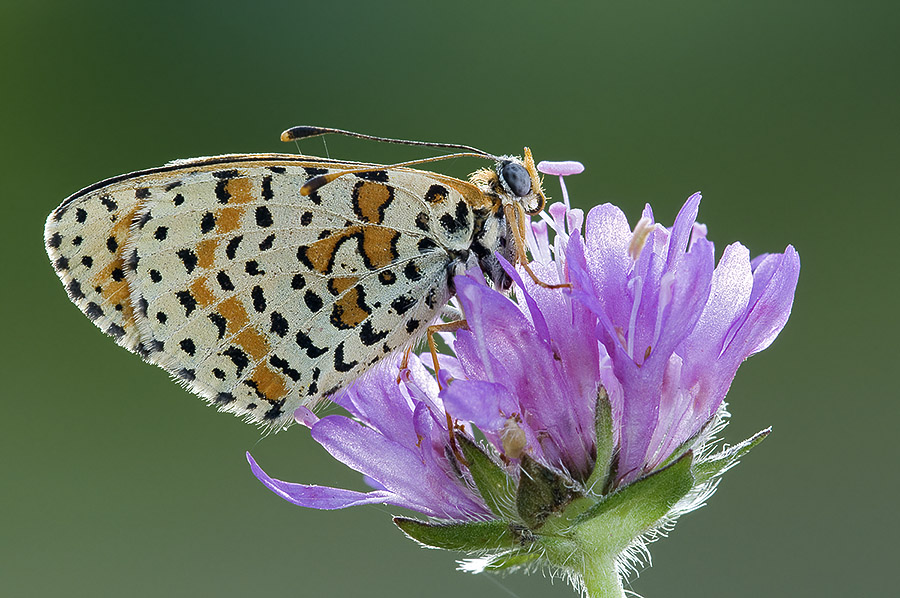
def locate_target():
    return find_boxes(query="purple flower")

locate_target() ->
[249,165,799,597]
[564,193,800,483]
[249,355,491,521]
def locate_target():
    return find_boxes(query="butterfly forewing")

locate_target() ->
[45,154,478,428]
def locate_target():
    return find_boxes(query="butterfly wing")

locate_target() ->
[45,154,481,428]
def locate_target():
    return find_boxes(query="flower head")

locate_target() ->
[249,166,800,597]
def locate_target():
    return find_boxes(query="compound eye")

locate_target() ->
[500,161,532,197]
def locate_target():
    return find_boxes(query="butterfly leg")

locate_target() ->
[504,203,572,290]
[427,319,470,465]
[396,345,414,383]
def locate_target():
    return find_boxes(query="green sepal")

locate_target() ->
[584,386,615,495]
[456,435,517,519]
[658,419,709,469]
[393,517,521,553]
[516,454,583,529]
[572,450,694,553]
[480,551,542,571]
[692,427,770,486]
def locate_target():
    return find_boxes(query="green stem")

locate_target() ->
[579,554,625,598]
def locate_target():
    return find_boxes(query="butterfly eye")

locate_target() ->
[500,161,532,197]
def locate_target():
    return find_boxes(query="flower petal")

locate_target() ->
[247,452,395,510]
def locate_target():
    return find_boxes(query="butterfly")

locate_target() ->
[44,126,556,429]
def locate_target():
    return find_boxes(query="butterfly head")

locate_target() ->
[496,148,546,215]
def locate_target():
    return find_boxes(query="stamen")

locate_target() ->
[627,276,643,361]
[538,160,585,220]
[628,216,657,261]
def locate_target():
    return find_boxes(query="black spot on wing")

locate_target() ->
[258,234,275,251]
[304,290,323,312]
[68,280,85,299]
[223,346,249,376]
[208,312,227,339]
[391,295,416,315]
[403,262,422,281]
[415,212,430,232]
[200,212,216,234]
[255,206,273,227]
[85,302,103,321]
[216,270,234,291]
[333,342,358,372]
[136,210,152,229]
[270,355,301,382]
[418,237,439,253]
[245,260,264,276]
[304,167,328,178]
[226,236,242,259]
[180,338,196,356]
[263,401,285,421]
[439,201,470,236]
[215,392,236,404]
[251,285,266,312]
[269,312,289,337]
[100,195,118,211]
[425,184,449,204]
[359,321,389,346]
[355,170,388,182]
[176,290,197,316]
[296,329,328,358]
[177,249,198,273]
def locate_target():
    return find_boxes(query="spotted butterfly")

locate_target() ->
[44,126,549,428]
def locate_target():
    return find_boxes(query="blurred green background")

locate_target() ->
[2,1,897,596]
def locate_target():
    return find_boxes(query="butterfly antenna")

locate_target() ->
[281,125,498,160]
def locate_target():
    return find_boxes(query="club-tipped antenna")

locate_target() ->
[281,125,498,160]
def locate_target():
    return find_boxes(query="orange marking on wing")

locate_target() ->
[328,276,358,296]
[331,286,370,329]
[236,328,269,361]
[354,181,391,224]
[434,175,491,209]
[196,238,218,269]
[301,225,399,274]
[302,226,363,274]
[361,226,400,270]
[219,296,248,333]
[89,202,142,321]
[249,364,288,401]
[216,206,244,233]
[227,178,255,204]
[189,277,216,308]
